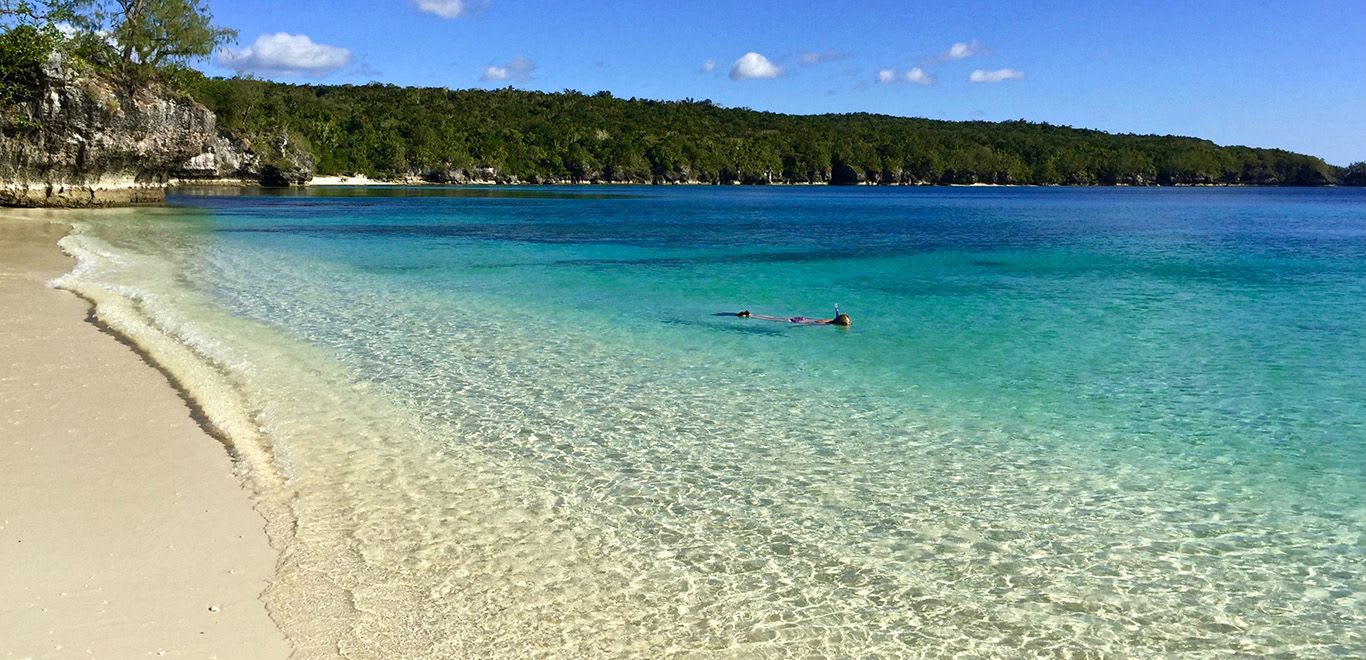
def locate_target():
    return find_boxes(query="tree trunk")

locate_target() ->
[119,0,143,65]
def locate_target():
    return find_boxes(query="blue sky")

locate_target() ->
[200,0,1365,165]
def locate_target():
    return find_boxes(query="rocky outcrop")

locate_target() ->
[0,54,219,207]
[422,167,472,184]
[173,134,256,181]
[421,165,519,185]
[175,133,314,186]
[0,56,316,207]
[830,163,868,185]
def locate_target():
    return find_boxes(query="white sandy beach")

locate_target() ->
[0,212,287,658]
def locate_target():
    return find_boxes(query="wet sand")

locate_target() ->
[0,212,288,657]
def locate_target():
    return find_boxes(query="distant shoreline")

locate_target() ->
[4,178,1356,211]
[174,177,1354,190]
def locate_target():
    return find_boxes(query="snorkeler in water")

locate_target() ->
[736,308,851,326]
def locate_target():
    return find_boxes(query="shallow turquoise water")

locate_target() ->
[63,186,1365,655]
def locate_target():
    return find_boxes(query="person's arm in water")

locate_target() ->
[737,311,852,326]
[737,311,791,322]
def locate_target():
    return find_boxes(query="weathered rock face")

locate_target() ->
[423,167,472,184]
[259,161,311,186]
[421,165,519,185]
[0,54,218,207]
[830,163,867,185]
[175,132,314,186]
[173,134,258,181]
[0,57,317,206]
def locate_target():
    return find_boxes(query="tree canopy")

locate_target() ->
[0,0,232,80]
[1,0,78,24]
[104,0,234,74]
[183,76,1351,187]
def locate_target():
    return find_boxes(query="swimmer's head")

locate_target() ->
[737,310,751,318]
[833,313,852,326]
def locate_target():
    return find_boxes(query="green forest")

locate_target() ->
[3,1,1362,187]
[185,76,1360,186]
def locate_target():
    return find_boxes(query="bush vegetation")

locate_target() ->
[183,76,1349,186]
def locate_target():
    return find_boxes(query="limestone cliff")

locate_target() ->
[0,54,215,206]
[0,56,312,208]
[173,132,315,187]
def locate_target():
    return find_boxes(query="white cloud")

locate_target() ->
[481,56,535,82]
[943,40,982,60]
[700,59,716,73]
[876,67,934,85]
[414,0,465,18]
[729,52,781,80]
[969,68,1024,83]
[216,33,351,77]
[903,68,933,85]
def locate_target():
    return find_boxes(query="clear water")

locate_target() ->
[57,186,1365,656]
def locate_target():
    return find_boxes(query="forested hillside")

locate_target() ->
[4,2,1360,189]
[186,77,1353,186]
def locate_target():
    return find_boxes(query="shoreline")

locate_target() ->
[4,178,1327,209]
[0,211,289,657]
[189,177,1347,189]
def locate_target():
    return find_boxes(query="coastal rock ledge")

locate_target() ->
[0,56,308,208]
[0,55,214,207]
